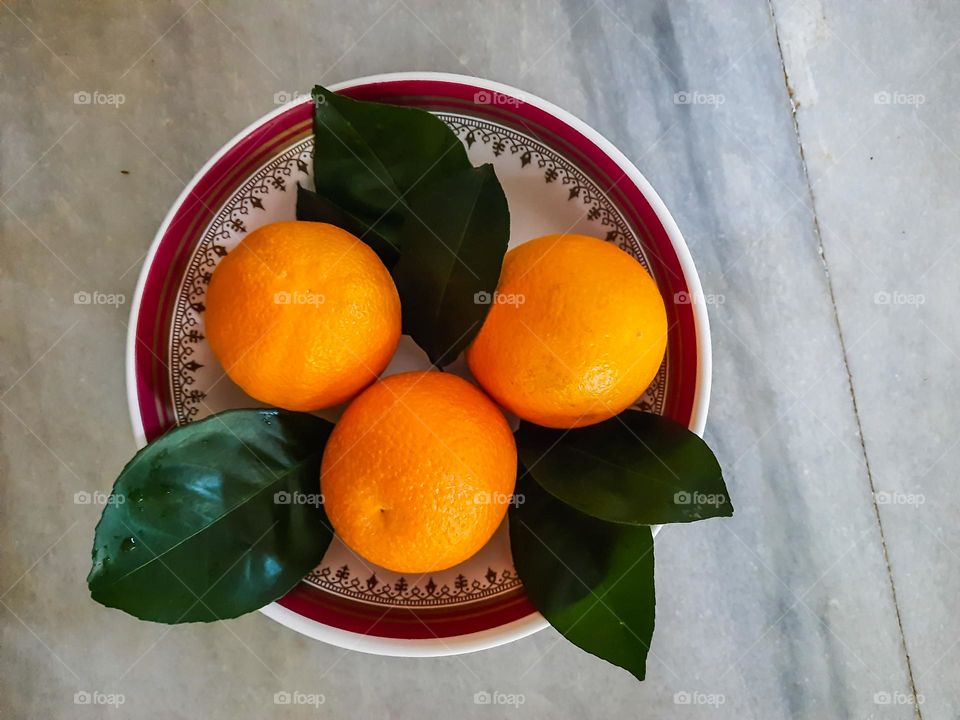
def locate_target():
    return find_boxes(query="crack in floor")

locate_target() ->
[765,1,924,717]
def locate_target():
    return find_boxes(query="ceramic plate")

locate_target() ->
[126,72,712,657]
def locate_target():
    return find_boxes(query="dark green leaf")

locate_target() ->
[517,411,731,525]
[296,183,400,266]
[510,471,655,681]
[393,163,510,366]
[88,409,334,623]
[309,84,472,258]
[304,85,512,364]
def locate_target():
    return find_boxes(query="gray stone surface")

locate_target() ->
[772,2,960,718]
[0,1,952,718]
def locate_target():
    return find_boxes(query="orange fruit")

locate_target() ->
[467,233,667,429]
[204,221,400,411]
[321,371,517,574]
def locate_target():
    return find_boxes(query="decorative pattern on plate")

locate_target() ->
[441,116,635,252]
[170,141,314,423]
[304,565,522,607]
[165,111,668,608]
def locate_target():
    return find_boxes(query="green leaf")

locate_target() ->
[510,471,655,681]
[296,183,400,266]
[393,164,510,366]
[303,85,512,365]
[309,84,472,259]
[88,409,334,623]
[516,411,732,525]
